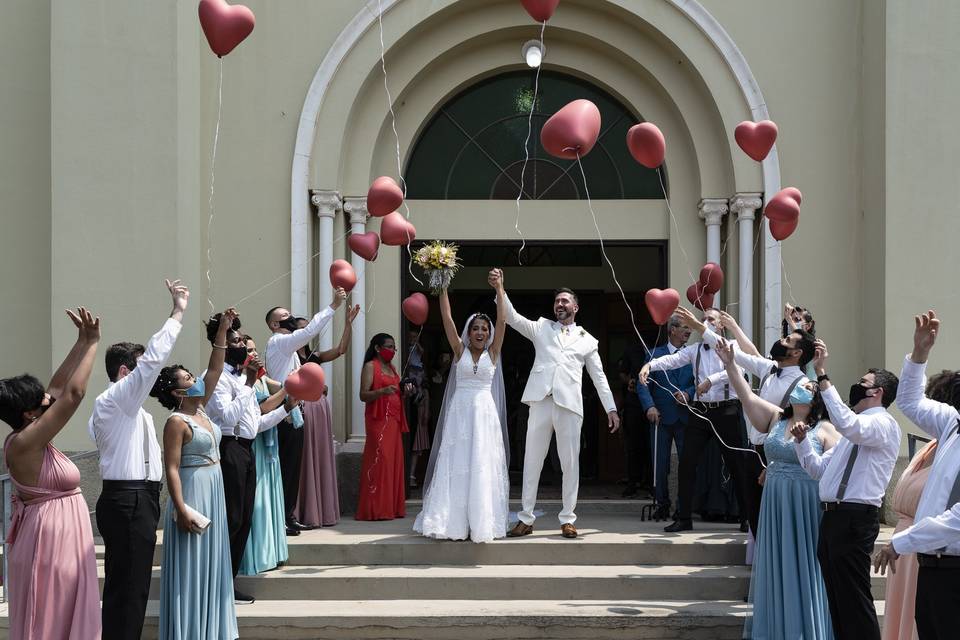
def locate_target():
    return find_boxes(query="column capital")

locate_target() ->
[729,193,763,221]
[342,197,370,226]
[698,198,729,226]
[310,189,342,219]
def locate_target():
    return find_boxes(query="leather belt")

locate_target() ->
[102,480,162,492]
[694,399,740,410]
[821,501,878,513]
[918,553,960,569]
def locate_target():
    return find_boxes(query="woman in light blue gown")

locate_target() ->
[714,339,839,640]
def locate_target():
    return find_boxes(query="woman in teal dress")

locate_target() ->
[714,339,839,640]
[239,335,289,575]
[150,309,238,640]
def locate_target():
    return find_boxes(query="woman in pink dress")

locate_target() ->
[876,369,956,640]
[0,308,102,640]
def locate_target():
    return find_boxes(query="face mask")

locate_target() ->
[226,346,248,367]
[279,316,302,332]
[769,341,791,361]
[379,348,396,362]
[183,378,205,398]
[848,383,876,407]
[790,384,815,406]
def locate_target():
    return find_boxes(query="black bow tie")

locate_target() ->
[771,365,783,377]
[702,344,710,351]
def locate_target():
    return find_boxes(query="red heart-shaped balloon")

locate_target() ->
[685,283,715,311]
[645,288,681,326]
[698,262,724,294]
[780,186,802,206]
[380,212,416,246]
[284,362,326,402]
[520,0,560,22]
[769,217,799,242]
[367,176,404,218]
[198,0,255,57]
[541,99,602,160]
[329,259,357,292]
[764,189,801,223]
[348,232,380,261]
[402,293,429,326]
[734,120,778,162]
[626,122,666,169]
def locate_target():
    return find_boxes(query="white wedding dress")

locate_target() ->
[413,350,510,543]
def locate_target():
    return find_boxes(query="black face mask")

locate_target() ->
[769,342,791,361]
[226,346,248,367]
[279,316,302,332]
[848,383,877,407]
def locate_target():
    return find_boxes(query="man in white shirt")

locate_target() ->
[792,338,900,640]
[264,288,346,531]
[640,307,756,534]
[89,279,188,640]
[204,312,295,603]
[874,310,960,639]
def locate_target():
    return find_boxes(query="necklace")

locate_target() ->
[471,349,485,374]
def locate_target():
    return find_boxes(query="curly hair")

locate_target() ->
[0,374,46,430]
[149,365,190,411]
[926,369,960,412]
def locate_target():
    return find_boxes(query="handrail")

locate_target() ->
[0,449,99,603]
[908,433,933,460]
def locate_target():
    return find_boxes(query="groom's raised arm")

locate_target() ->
[491,268,538,341]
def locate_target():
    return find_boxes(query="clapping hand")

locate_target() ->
[912,310,939,364]
[66,307,101,344]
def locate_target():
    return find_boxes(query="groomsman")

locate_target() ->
[264,288,346,533]
[792,338,900,640]
[205,312,295,604]
[89,279,187,640]
[874,310,960,639]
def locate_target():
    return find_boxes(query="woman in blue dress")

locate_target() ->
[714,339,839,639]
[150,309,238,640]
[239,335,289,575]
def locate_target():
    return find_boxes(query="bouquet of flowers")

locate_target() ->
[413,241,462,294]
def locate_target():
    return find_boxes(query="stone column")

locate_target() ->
[729,194,763,344]
[310,190,341,379]
[698,198,728,307]
[342,197,369,445]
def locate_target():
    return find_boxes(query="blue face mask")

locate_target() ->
[790,384,814,406]
[182,378,205,398]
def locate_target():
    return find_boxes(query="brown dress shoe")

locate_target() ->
[507,522,534,537]
[560,523,578,539]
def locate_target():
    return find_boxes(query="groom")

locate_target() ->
[489,269,619,538]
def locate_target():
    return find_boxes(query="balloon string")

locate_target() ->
[656,168,701,290]
[514,20,547,264]
[206,58,223,314]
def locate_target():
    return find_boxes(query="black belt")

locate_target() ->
[694,399,740,410]
[821,501,878,513]
[102,480,162,492]
[918,553,960,568]
[223,434,255,447]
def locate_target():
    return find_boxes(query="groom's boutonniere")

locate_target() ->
[579,329,586,338]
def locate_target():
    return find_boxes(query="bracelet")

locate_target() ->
[212,344,227,350]
[817,373,830,383]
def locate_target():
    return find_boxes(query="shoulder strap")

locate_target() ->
[777,374,808,409]
[836,443,860,501]
[694,345,702,387]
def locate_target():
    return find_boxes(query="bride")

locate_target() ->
[413,286,510,543]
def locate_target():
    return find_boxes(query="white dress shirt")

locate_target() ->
[88,318,181,482]
[204,364,289,440]
[891,356,960,555]
[796,384,901,506]
[647,340,742,403]
[265,307,334,383]
[701,327,808,444]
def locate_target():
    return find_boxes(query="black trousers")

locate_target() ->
[915,563,960,639]
[622,404,651,488]
[817,508,881,640]
[676,404,756,534]
[220,436,257,577]
[277,419,304,523]
[96,482,161,640]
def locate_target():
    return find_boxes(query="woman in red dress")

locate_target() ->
[356,333,411,520]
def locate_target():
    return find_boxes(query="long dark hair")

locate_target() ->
[781,385,826,427]
[363,333,394,364]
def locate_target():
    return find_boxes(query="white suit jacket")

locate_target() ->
[504,293,616,417]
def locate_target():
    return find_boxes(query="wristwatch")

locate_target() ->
[816,373,830,384]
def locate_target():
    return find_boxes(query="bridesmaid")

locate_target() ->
[876,370,955,640]
[356,333,413,520]
[239,335,289,575]
[151,308,238,639]
[0,307,101,640]
[296,304,359,528]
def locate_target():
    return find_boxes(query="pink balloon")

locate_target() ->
[698,262,724,294]
[520,0,560,21]
[769,217,799,241]
[329,259,357,292]
[402,293,429,326]
[626,122,666,169]
[645,288,681,326]
[284,363,326,402]
[764,189,801,223]
[781,187,802,206]
[686,283,715,311]
[198,0,255,57]
[379,212,416,246]
[348,232,380,261]
[541,100,602,160]
[734,120,778,162]
[367,177,404,218]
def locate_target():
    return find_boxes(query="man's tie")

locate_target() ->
[771,365,783,377]
[702,344,710,351]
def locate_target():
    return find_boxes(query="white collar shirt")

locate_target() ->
[647,340,741,402]
[891,357,960,556]
[88,318,181,481]
[795,384,901,506]
[265,307,334,383]
[204,364,288,440]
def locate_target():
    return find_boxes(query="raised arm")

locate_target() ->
[46,309,94,400]
[489,269,537,341]
[896,311,958,439]
[439,289,464,360]
[489,278,507,362]
[715,339,780,432]
[719,311,762,357]
[271,288,346,356]
[640,345,694,383]
[309,304,359,364]
[200,308,235,407]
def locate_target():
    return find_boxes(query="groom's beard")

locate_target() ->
[555,310,570,322]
